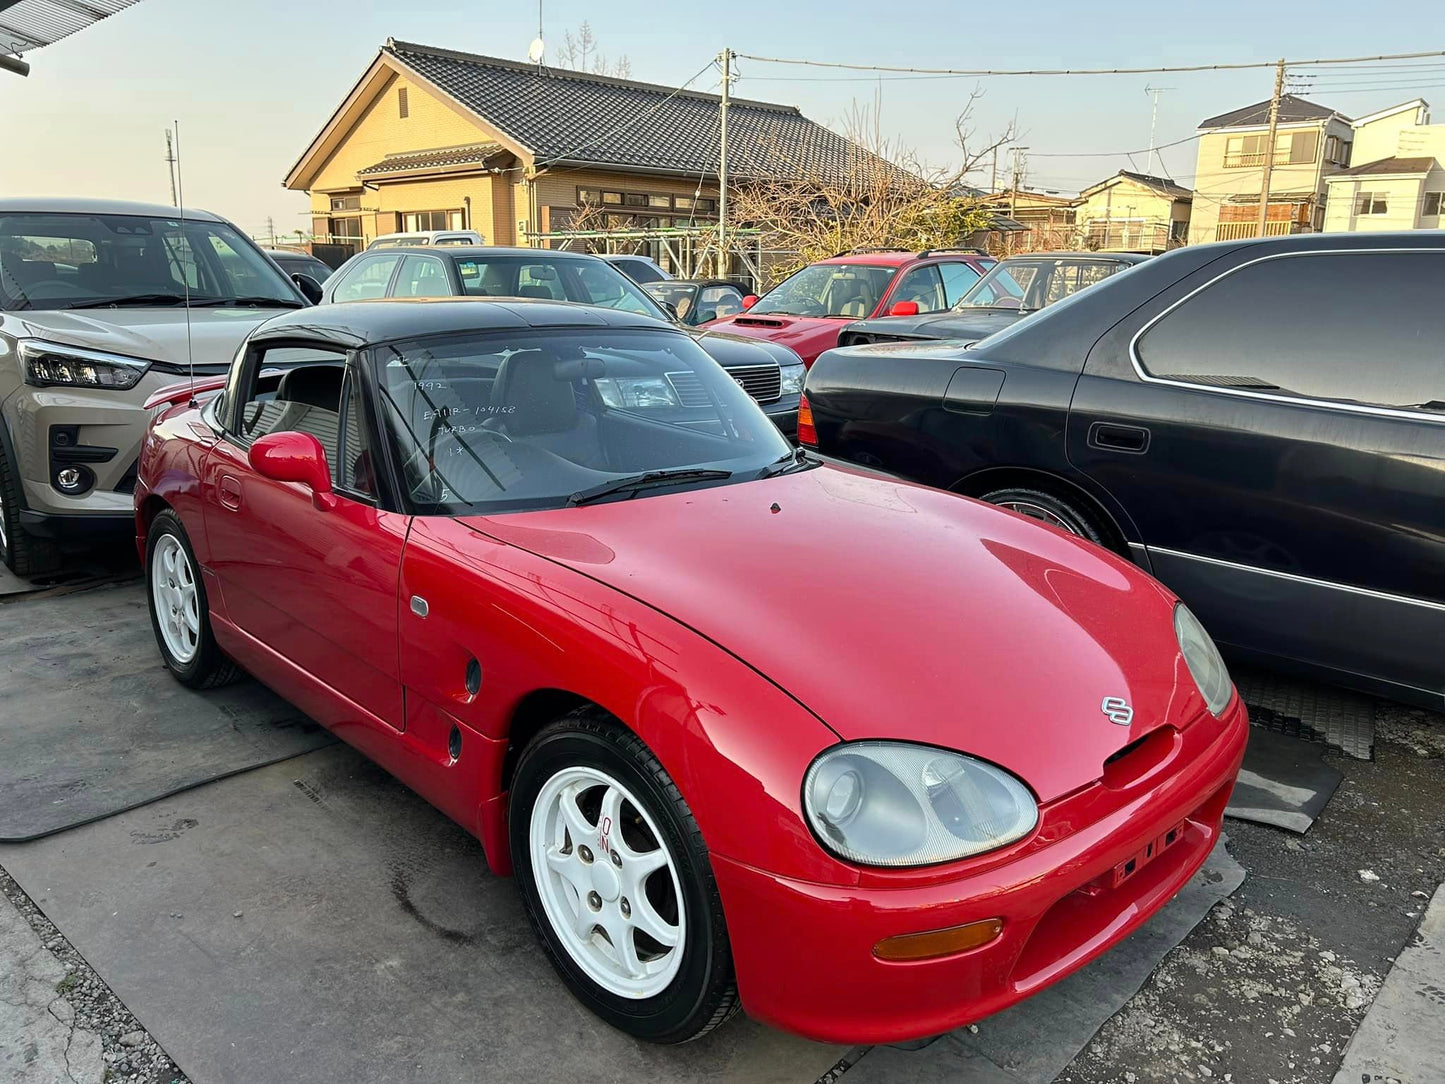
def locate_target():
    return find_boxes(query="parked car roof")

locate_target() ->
[0,197,225,221]
[349,245,596,259]
[253,296,670,347]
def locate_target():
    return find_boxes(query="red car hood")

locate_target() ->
[461,467,1207,803]
[702,313,848,365]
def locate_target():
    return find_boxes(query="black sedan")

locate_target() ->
[804,232,1445,710]
[836,252,1149,348]
[321,246,802,436]
[644,279,749,326]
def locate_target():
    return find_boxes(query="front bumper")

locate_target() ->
[712,697,1249,1044]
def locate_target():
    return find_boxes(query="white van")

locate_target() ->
[367,230,484,249]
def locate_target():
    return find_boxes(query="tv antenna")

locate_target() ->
[1144,85,1175,175]
[528,0,544,66]
[164,129,178,206]
[173,120,195,405]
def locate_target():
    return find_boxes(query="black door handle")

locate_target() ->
[1088,422,1151,454]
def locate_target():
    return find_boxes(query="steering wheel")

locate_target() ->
[791,299,827,316]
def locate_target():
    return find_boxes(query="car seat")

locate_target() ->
[485,350,604,468]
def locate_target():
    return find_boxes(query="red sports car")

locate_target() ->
[703,249,995,365]
[135,298,1246,1045]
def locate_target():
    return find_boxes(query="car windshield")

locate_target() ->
[644,282,697,316]
[374,327,792,515]
[748,263,896,318]
[454,255,666,318]
[955,258,1125,312]
[0,212,300,311]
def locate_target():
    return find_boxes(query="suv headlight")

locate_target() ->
[804,741,1038,867]
[21,341,151,390]
[778,362,805,395]
[594,375,679,409]
[1175,604,1233,716]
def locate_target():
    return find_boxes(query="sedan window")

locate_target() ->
[452,255,663,318]
[373,328,792,514]
[393,255,451,298]
[331,255,401,302]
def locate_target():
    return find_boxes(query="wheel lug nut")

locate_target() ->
[578,845,593,864]
[610,850,622,868]
[620,897,631,918]
[587,891,602,911]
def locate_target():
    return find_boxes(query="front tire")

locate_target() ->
[0,442,59,576]
[510,709,739,1043]
[145,510,240,689]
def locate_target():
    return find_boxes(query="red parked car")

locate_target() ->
[135,299,1246,1045]
[703,248,995,364]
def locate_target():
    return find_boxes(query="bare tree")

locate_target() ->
[729,89,1012,284]
[556,21,632,78]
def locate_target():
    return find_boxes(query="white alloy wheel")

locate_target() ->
[992,498,1080,535]
[151,532,201,663]
[0,482,9,551]
[529,765,686,999]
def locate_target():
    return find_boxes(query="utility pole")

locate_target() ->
[266,216,276,245]
[717,47,731,279]
[164,129,178,207]
[1007,145,1028,254]
[1256,58,1286,237]
[1144,85,1175,175]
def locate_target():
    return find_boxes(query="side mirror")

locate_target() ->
[741,294,758,310]
[888,300,920,317]
[661,301,680,319]
[248,431,335,510]
[292,273,324,305]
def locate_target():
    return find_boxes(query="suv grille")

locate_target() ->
[668,364,782,405]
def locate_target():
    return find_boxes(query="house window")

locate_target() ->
[402,210,465,232]
[1424,192,1444,217]
[1356,192,1388,215]
[648,194,671,208]
[1223,130,1318,168]
[1324,135,1352,166]
[623,193,647,208]
[330,195,361,212]
[398,87,409,119]
[329,217,362,241]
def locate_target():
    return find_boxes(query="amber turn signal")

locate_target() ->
[873,918,1004,962]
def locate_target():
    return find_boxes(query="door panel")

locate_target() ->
[203,437,408,726]
[1067,248,1445,698]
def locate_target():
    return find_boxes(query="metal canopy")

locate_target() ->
[0,0,142,59]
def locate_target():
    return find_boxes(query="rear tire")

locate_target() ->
[510,708,739,1044]
[145,510,241,689]
[0,443,59,576]
[978,485,1114,550]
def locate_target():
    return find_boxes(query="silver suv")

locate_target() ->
[0,199,309,573]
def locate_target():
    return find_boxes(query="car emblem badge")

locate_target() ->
[1100,696,1134,725]
[734,377,746,388]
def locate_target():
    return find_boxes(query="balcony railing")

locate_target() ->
[1222,152,1267,169]
[1082,220,1177,251]
[1214,221,1297,241]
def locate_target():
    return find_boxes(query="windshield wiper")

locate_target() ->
[757,447,820,478]
[65,293,191,309]
[567,469,733,506]
[189,296,305,308]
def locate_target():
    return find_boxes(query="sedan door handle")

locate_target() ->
[1087,422,1151,455]
[218,475,243,510]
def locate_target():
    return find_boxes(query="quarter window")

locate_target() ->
[331,255,401,302]
[1136,251,1445,413]
[337,375,377,498]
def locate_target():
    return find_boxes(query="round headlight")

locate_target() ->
[1174,604,1233,716]
[803,742,1038,867]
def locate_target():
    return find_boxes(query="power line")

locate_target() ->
[1027,131,1204,158]
[731,48,1445,78]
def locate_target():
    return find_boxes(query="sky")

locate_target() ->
[4,0,1443,238]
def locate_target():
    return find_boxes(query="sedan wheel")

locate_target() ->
[510,710,738,1043]
[979,485,1111,549]
[530,766,685,999]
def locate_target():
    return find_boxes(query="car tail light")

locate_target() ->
[798,394,817,446]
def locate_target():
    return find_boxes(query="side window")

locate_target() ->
[1136,252,1445,412]
[336,374,377,500]
[697,285,743,322]
[892,265,947,312]
[331,256,400,302]
[235,347,347,475]
[392,255,451,298]
[940,262,982,307]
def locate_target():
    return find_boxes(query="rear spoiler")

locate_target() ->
[144,376,227,410]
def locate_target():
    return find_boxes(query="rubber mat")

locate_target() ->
[0,584,333,841]
[0,744,849,1084]
[1233,666,1376,760]
[1225,727,1344,834]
